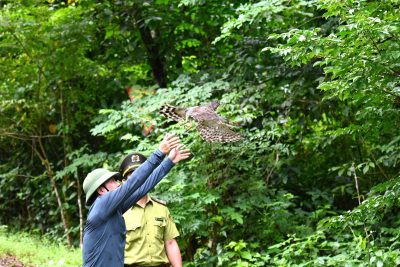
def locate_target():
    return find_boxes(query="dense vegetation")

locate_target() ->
[1,0,399,266]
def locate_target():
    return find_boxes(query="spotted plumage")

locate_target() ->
[159,101,243,143]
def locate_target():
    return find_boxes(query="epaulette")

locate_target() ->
[151,196,167,206]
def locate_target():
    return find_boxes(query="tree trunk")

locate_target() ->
[59,85,81,247]
[76,175,84,247]
[36,136,73,247]
[131,4,167,88]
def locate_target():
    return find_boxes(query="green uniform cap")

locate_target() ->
[83,168,119,206]
[119,153,147,178]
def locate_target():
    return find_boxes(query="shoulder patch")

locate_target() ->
[151,196,167,206]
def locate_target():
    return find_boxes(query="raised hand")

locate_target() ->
[168,144,191,164]
[159,133,181,154]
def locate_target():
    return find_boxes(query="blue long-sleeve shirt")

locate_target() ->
[82,149,174,267]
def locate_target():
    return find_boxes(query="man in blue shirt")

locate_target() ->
[82,134,190,267]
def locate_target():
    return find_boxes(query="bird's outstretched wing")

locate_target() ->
[197,120,243,143]
[160,103,243,143]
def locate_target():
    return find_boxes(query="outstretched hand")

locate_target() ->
[168,144,191,164]
[159,133,181,154]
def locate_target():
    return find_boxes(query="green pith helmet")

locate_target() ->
[119,153,147,179]
[83,168,119,206]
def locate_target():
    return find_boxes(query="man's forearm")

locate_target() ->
[165,239,182,267]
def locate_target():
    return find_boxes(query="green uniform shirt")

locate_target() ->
[123,195,179,266]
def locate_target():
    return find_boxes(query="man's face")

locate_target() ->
[103,177,120,191]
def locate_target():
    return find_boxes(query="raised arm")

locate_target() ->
[121,144,191,212]
[121,157,174,212]
[89,134,181,221]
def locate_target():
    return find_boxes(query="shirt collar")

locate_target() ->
[134,194,153,208]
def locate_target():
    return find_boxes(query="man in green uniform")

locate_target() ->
[119,152,182,267]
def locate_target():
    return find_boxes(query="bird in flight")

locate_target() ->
[159,101,243,143]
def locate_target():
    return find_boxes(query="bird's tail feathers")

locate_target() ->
[159,105,184,122]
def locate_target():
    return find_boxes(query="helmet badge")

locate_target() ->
[131,155,140,163]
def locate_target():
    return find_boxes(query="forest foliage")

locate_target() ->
[0,0,399,266]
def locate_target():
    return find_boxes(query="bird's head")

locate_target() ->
[209,101,220,110]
